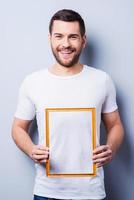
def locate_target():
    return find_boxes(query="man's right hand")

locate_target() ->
[30,145,49,164]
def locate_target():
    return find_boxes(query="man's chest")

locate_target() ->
[30,80,105,112]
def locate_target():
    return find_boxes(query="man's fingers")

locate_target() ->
[32,154,48,160]
[93,145,113,168]
[93,156,111,164]
[94,156,112,168]
[36,145,49,152]
[37,145,49,151]
[93,149,112,160]
[31,145,49,163]
[93,145,110,154]
[33,154,49,163]
[34,159,47,164]
[39,159,47,163]
[31,145,49,155]
[32,149,49,155]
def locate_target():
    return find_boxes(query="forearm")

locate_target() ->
[12,126,34,158]
[12,118,49,163]
[93,111,124,167]
[106,122,124,156]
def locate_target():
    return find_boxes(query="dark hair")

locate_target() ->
[49,9,86,36]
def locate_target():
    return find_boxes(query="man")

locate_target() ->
[12,9,124,200]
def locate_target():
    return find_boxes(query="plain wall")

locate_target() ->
[0,0,134,199]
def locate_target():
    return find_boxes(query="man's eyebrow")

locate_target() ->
[69,34,79,36]
[53,33,62,35]
[53,33,80,36]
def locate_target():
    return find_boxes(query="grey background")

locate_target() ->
[0,0,133,199]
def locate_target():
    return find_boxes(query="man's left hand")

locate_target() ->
[93,145,113,168]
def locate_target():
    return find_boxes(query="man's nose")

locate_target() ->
[62,37,70,47]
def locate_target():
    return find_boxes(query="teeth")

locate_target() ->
[60,51,72,54]
[59,51,73,59]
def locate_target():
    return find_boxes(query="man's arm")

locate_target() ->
[12,118,49,163]
[93,110,124,167]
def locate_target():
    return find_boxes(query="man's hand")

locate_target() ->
[93,145,113,168]
[30,145,49,164]
[12,118,50,164]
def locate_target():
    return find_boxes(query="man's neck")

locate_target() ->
[48,63,83,77]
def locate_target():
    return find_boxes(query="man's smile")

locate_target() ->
[58,48,75,59]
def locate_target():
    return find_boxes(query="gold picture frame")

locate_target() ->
[45,108,96,177]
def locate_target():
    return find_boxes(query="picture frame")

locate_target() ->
[45,108,96,177]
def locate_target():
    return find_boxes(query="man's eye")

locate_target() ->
[55,35,62,39]
[70,36,78,39]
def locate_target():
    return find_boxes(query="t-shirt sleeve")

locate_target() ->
[102,74,118,113]
[14,77,36,120]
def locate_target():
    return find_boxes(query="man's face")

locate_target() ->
[49,20,86,68]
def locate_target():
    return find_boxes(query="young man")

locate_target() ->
[12,9,124,200]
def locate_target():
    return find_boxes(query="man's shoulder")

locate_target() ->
[20,68,48,90]
[84,65,108,79]
[25,68,48,80]
[22,68,48,84]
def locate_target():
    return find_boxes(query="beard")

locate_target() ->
[51,45,82,68]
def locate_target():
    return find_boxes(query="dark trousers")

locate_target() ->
[33,195,104,200]
[33,195,52,200]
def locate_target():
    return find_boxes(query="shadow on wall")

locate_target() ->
[101,93,133,200]
[80,40,97,67]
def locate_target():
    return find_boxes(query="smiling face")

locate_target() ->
[49,20,86,68]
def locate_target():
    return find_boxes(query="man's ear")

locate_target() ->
[82,35,87,49]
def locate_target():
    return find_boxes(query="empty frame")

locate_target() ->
[45,108,96,177]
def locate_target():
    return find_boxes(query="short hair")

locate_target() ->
[49,9,86,36]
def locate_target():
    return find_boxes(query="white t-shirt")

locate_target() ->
[15,65,118,199]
